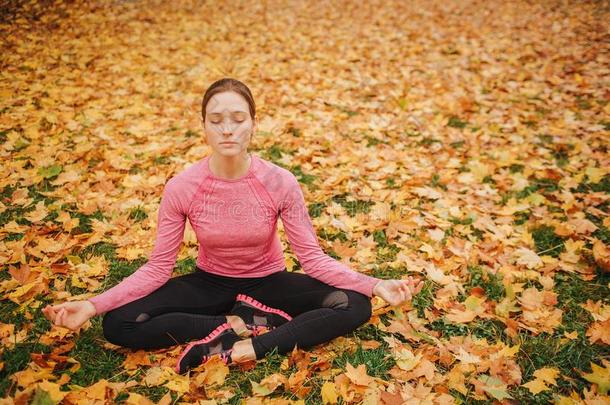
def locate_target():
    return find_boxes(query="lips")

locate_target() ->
[220,142,236,145]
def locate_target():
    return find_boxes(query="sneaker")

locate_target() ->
[175,323,241,374]
[229,294,292,336]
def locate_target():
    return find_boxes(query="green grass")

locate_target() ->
[95,257,148,292]
[128,206,148,222]
[516,178,560,199]
[531,225,565,257]
[450,140,465,149]
[412,280,436,318]
[67,207,107,235]
[175,257,197,275]
[551,144,572,168]
[509,163,524,173]
[64,317,126,388]
[418,136,442,147]
[317,228,349,243]
[289,165,317,187]
[76,241,117,262]
[571,174,610,194]
[585,210,610,244]
[464,266,505,302]
[428,318,470,338]
[447,115,469,129]
[260,144,292,166]
[307,201,326,218]
[331,193,375,216]
[0,129,606,405]
[0,183,58,227]
[225,349,285,403]
[430,173,447,190]
[333,344,395,379]
[365,135,389,147]
[369,265,410,280]
[513,210,531,226]
[118,385,174,403]
[0,342,52,397]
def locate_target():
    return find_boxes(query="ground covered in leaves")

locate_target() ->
[1,0,609,403]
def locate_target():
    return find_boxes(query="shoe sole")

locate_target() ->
[235,294,292,321]
[175,322,232,373]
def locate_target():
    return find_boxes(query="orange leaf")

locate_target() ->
[345,363,374,386]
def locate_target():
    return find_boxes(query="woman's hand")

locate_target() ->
[372,276,424,306]
[42,300,97,331]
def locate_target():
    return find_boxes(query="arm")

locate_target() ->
[87,177,187,315]
[279,174,381,297]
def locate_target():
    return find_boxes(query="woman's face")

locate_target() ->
[203,90,256,157]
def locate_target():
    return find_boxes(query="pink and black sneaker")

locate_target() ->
[175,323,241,374]
[229,294,292,336]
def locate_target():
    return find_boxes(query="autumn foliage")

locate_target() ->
[0,0,609,403]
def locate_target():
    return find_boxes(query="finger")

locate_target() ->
[60,309,68,327]
[398,290,406,305]
[45,307,57,322]
[57,308,66,326]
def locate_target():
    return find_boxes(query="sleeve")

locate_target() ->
[278,174,380,297]
[87,177,187,315]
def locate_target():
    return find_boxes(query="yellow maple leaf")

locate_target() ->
[321,381,338,404]
[522,378,549,395]
[513,247,543,269]
[582,360,610,394]
[533,367,560,385]
[36,381,68,403]
[394,348,422,371]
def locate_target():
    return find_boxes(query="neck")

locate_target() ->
[209,152,251,179]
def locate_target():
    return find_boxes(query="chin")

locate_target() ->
[216,148,242,156]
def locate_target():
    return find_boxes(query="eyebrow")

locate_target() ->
[208,110,247,114]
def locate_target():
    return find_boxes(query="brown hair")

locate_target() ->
[201,78,256,122]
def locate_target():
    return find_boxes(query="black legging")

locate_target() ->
[101,267,372,358]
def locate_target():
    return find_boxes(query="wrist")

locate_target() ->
[372,280,383,296]
[85,300,97,317]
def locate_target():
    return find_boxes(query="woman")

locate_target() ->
[43,78,424,374]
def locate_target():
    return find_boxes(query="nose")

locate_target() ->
[221,121,235,134]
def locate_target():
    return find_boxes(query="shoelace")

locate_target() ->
[216,349,233,364]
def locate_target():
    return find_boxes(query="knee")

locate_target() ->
[101,310,123,346]
[347,291,372,326]
[327,290,371,327]
[322,291,350,310]
[102,310,139,349]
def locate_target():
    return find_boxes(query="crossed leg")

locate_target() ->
[101,271,236,350]
[238,271,372,359]
[100,269,372,359]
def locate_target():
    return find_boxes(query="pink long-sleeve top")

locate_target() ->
[88,153,381,315]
